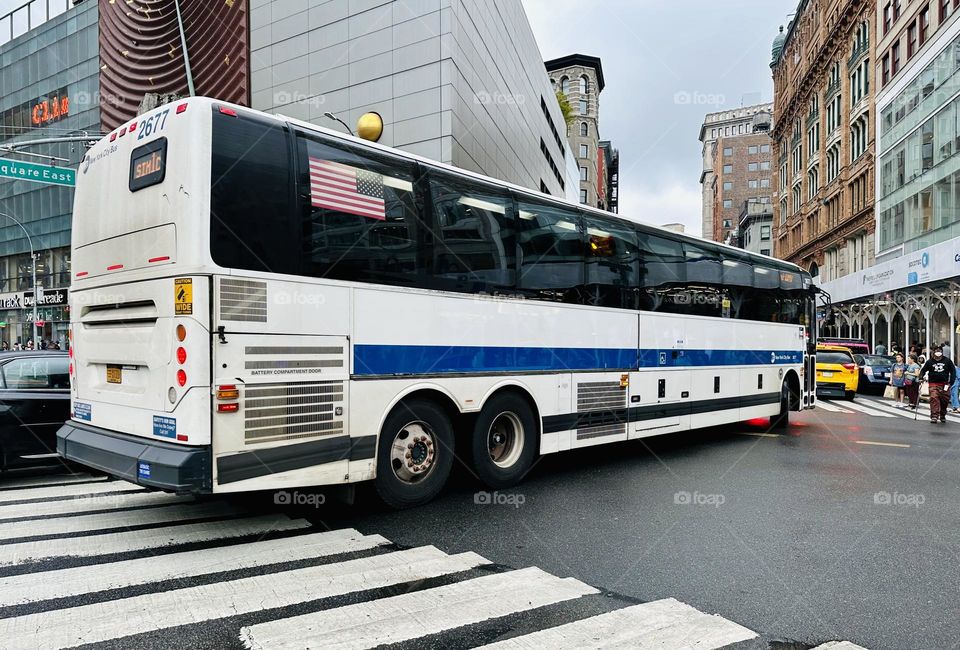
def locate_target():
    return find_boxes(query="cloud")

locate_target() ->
[619,180,703,237]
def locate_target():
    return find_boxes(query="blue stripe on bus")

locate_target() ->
[352,345,803,375]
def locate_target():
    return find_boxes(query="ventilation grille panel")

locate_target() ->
[220,278,267,322]
[244,381,344,445]
[577,423,626,440]
[576,380,626,440]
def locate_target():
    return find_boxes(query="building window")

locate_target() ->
[723,219,732,228]
[892,42,900,77]
[739,124,744,134]
[723,147,733,156]
[941,0,951,22]
[749,180,759,189]
[760,178,770,188]
[882,54,890,85]
[908,21,917,58]
[894,0,902,20]
[760,144,770,153]
[560,77,570,94]
[760,161,771,171]
[723,199,733,208]
[579,144,588,158]
[760,248,771,256]
[579,99,587,115]
[748,162,758,171]
[711,128,717,138]
[723,181,733,190]
[580,166,588,181]
[723,164,733,173]
[580,122,588,137]
[579,75,589,94]
[725,126,730,136]
[884,2,892,33]
[920,6,929,45]
[580,189,587,203]
[761,225,771,240]
[748,145,758,154]
[807,166,820,199]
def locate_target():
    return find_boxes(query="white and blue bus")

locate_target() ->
[58,97,818,507]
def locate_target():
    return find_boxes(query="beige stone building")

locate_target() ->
[546,54,615,209]
[770,0,877,282]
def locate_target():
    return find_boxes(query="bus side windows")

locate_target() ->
[427,173,516,294]
[297,135,423,287]
[516,199,585,303]
[637,234,685,313]
[583,214,639,309]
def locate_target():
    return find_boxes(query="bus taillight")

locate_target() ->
[216,384,240,413]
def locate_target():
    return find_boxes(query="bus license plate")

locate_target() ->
[106,366,122,384]
[821,371,833,377]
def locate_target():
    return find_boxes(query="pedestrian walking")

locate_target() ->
[919,346,957,424]
[889,353,907,407]
[904,354,922,410]
[875,342,887,356]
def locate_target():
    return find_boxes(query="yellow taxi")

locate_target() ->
[815,344,859,400]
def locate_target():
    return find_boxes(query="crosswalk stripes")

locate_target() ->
[814,400,854,414]
[0,472,870,649]
[836,399,896,418]
[0,472,106,491]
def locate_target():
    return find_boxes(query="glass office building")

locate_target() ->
[0,0,99,346]
[877,19,960,260]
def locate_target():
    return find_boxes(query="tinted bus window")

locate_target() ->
[428,173,515,294]
[297,134,423,287]
[637,233,685,312]
[583,215,639,309]
[517,199,584,303]
[210,112,298,274]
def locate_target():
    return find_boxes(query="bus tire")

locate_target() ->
[771,381,791,429]
[374,399,454,509]
[470,393,537,489]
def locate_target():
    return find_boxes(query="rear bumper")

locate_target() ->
[816,382,849,398]
[57,421,211,494]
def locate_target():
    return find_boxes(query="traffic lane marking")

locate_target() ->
[854,440,911,448]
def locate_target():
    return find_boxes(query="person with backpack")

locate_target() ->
[919,346,957,424]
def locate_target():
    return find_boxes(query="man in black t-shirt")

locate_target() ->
[920,346,957,424]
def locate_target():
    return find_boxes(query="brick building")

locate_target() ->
[699,103,773,240]
[770,0,877,282]
[710,130,774,244]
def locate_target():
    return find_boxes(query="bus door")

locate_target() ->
[630,316,690,438]
[210,280,351,492]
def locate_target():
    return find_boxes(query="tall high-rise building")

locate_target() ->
[699,103,773,241]
[770,0,877,281]
[545,54,618,211]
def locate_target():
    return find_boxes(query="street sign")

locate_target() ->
[0,157,75,187]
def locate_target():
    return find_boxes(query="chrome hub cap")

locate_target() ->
[488,411,524,469]
[390,421,437,483]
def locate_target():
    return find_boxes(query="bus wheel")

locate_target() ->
[470,394,537,488]
[374,399,454,509]
[771,381,791,429]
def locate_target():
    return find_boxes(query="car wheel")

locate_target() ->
[845,390,856,401]
[374,399,455,509]
[469,393,538,488]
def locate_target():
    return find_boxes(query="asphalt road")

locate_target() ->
[0,394,954,649]
[316,394,960,649]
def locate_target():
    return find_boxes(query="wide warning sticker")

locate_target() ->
[174,278,193,315]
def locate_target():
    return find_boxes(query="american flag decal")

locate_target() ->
[308,157,386,220]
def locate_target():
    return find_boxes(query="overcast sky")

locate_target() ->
[0,0,799,236]
[523,0,797,236]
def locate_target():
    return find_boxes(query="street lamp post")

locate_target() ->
[0,213,38,348]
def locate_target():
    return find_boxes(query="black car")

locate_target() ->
[0,351,70,471]
[854,354,894,395]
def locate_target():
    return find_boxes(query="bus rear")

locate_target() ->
[58,99,215,492]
